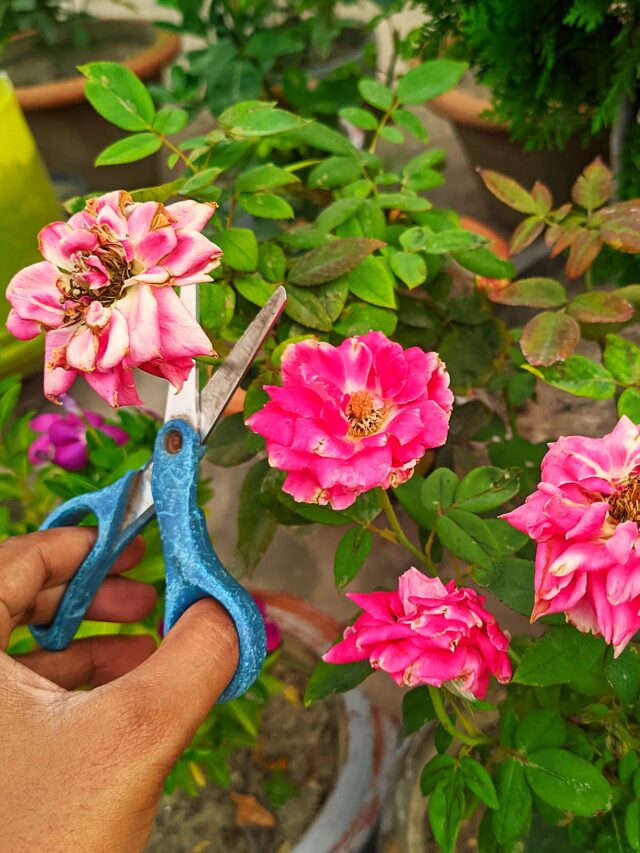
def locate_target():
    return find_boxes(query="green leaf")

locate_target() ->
[179,167,223,195]
[420,754,456,795]
[80,62,155,131]
[520,312,580,367]
[234,275,276,307]
[571,158,613,212]
[316,197,364,233]
[200,283,235,331]
[509,216,545,254]
[429,772,465,853]
[347,256,396,307]
[618,388,640,422]
[421,467,459,518]
[392,108,428,142]
[308,156,362,189]
[569,292,634,324]
[217,228,259,272]
[604,646,640,705]
[316,278,349,322]
[236,164,299,193]
[304,658,372,706]
[452,248,516,278]
[421,229,486,254]
[395,474,436,529]
[379,125,404,144]
[258,242,287,283]
[207,412,260,467]
[488,278,568,308]
[460,757,498,809]
[0,378,21,431]
[397,59,467,105]
[478,169,537,214]
[95,133,161,166]
[402,686,435,736]
[604,334,640,385]
[525,748,612,816]
[334,528,373,589]
[493,760,532,847]
[230,107,306,136]
[436,509,500,564]
[473,558,534,616]
[283,284,333,331]
[455,466,519,512]
[390,251,427,288]
[289,238,385,286]
[626,801,640,851]
[524,355,616,399]
[376,192,431,212]
[358,78,393,110]
[339,106,378,131]
[245,30,303,60]
[152,106,189,135]
[237,460,278,572]
[515,710,567,753]
[238,193,294,219]
[333,302,397,337]
[514,627,605,686]
[293,121,356,155]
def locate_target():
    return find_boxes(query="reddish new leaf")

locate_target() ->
[599,203,640,254]
[509,216,545,255]
[566,231,603,278]
[478,170,536,214]
[571,158,613,212]
[569,292,634,324]
[531,181,553,215]
[289,238,386,286]
[489,278,567,308]
[521,312,580,366]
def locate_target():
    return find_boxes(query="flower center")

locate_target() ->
[346,391,385,437]
[57,236,132,324]
[608,475,640,523]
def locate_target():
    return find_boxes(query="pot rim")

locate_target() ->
[427,87,507,133]
[252,588,398,853]
[12,21,180,112]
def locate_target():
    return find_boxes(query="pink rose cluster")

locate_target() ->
[324,568,512,699]
[503,416,640,656]
[29,396,128,471]
[247,332,453,509]
[6,191,221,407]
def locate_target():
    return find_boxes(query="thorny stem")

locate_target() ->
[377,488,431,570]
[155,131,192,171]
[584,265,593,291]
[368,99,398,154]
[428,686,490,748]
[227,196,238,229]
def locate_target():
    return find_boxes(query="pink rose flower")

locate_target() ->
[6,191,222,407]
[252,595,283,653]
[502,416,640,656]
[246,332,453,510]
[29,396,128,471]
[323,568,512,700]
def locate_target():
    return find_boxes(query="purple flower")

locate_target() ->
[29,398,128,471]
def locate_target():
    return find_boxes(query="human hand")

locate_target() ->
[0,528,239,852]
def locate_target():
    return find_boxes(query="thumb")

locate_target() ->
[108,598,239,764]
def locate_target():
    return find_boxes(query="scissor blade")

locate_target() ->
[162,286,200,428]
[199,285,286,442]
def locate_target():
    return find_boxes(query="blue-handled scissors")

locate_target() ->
[30,285,287,703]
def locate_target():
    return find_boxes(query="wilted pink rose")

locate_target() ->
[246,332,453,510]
[503,416,640,656]
[29,396,128,471]
[6,191,221,407]
[253,595,283,653]
[323,568,511,699]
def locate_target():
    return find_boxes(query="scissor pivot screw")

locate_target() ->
[165,429,183,454]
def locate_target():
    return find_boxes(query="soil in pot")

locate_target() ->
[146,650,341,853]
[4,20,178,192]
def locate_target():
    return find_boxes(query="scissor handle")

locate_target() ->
[30,470,150,650]
[153,419,266,703]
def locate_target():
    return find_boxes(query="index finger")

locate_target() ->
[0,529,145,645]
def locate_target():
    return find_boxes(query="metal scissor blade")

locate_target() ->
[162,286,200,428]
[199,285,286,442]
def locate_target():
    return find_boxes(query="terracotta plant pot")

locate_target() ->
[4,20,179,192]
[428,82,609,227]
[150,590,398,853]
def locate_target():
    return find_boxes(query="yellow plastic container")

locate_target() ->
[0,71,61,377]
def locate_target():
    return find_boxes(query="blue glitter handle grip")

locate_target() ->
[152,419,266,702]
[30,470,149,650]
